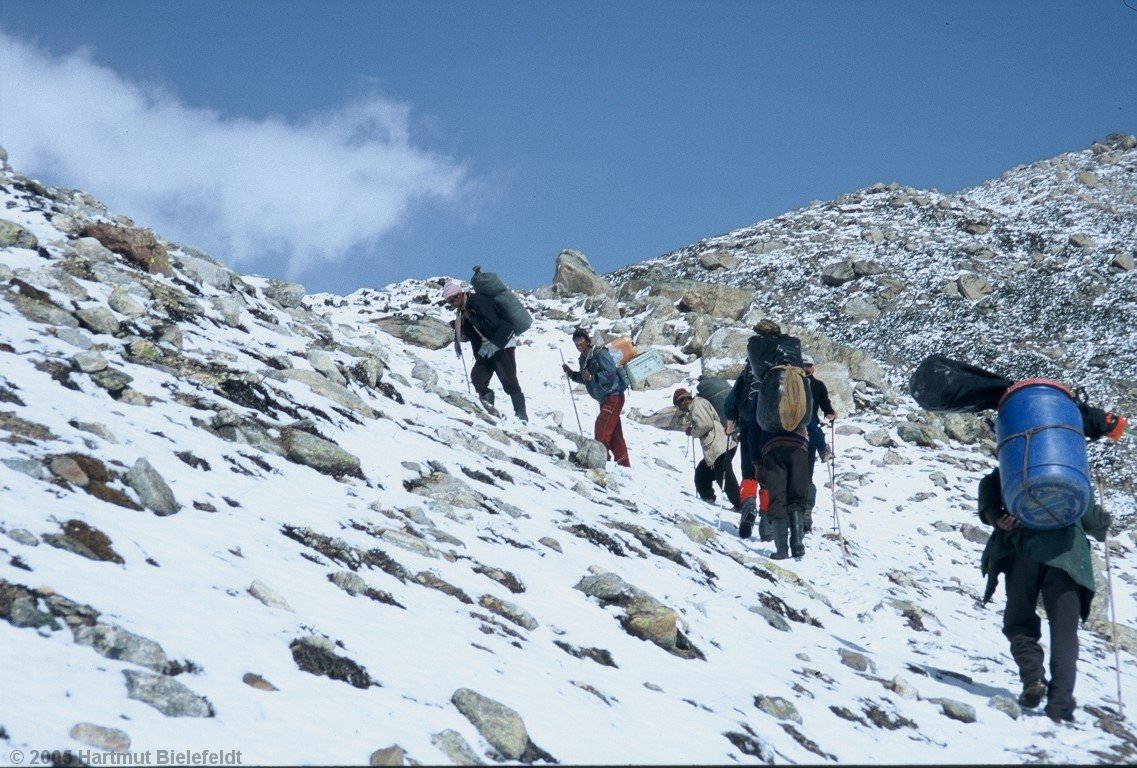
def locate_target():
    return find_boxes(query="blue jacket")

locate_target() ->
[570,346,625,402]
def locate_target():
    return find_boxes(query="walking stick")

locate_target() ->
[454,315,471,393]
[829,420,849,572]
[1095,474,1125,720]
[558,349,584,435]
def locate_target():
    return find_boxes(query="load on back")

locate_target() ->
[747,333,812,433]
[910,355,1127,530]
[470,266,532,335]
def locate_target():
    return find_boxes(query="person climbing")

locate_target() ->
[802,353,837,534]
[739,319,809,558]
[724,360,756,481]
[441,279,527,422]
[562,328,630,467]
[674,387,740,510]
[979,400,1125,723]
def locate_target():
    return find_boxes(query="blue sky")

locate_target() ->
[1,1,1134,296]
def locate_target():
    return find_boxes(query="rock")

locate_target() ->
[374,315,454,350]
[940,412,989,444]
[754,695,802,724]
[677,282,752,319]
[75,306,122,336]
[1111,251,1134,271]
[308,350,347,385]
[1069,233,1095,250]
[242,672,279,691]
[988,695,1021,720]
[821,261,856,287]
[282,428,362,477]
[281,368,376,418]
[0,218,39,249]
[121,670,213,718]
[451,688,531,761]
[957,273,992,300]
[430,730,484,766]
[700,327,752,379]
[1076,170,1098,188]
[478,594,538,630]
[749,605,791,632]
[56,327,94,349]
[291,636,374,688]
[889,675,918,699]
[109,288,148,317]
[575,568,701,659]
[843,295,879,320]
[838,647,875,673]
[351,357,384,388]
[897,423,937,447]
[861,228,885,244]
[43,519,125,563]
[407,470,485,510]
[852,260,886,277]
[248,579,294,612]
[553,249,614,296]
[73,623,170,673]
[80,222,171,276]
[125,458,180,516]
[265,278,306,308]
[411,361,438,387]
[960,523,989,545]
[172,250,236,290]
[72,351,108,373]
[538,537,562,553]
[69,237,117,263]
[934,698,977,723]
[329,570,368,596]
[699,250,738,270]
[69,722,131,753]
[50,455,91,486]
[369,746,406,766]
[678,517,715,545]
[6,528,39,547]
[865,429,893,447]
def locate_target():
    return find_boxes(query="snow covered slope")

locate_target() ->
[1,145,1136,765]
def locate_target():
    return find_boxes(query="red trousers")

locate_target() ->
[595,394,630,467]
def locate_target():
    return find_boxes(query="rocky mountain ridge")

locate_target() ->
[1,140,1135,765]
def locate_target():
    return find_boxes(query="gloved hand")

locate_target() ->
[477,341,499,359]
[1106,413,1128,441]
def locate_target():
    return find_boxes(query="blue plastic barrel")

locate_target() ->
[995,379,1092,530]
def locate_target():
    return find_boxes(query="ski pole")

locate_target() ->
[830,420,849,572]
[1095,473,1125,720]
[558,349,584,435]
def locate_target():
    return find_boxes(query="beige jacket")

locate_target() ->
[685,396,728,468]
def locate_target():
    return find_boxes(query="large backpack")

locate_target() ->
[747,333,804,390]
[755,365,814,432]
[470,266,532,335]
[696,376,732,428]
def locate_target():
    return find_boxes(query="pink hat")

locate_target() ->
[441,280,462,301]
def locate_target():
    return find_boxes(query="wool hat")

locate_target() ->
[441,280,463,303]
[672,387,693,406]
[802,353,815,365]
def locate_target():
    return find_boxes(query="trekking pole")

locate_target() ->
[453,316,471,393]
[1095,473,1125,720]
[829,420,849,572]
[558,349,584,435]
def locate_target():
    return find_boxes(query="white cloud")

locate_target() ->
[0,28,468,278]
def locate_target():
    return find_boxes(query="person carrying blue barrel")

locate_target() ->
[909,356,1128,723]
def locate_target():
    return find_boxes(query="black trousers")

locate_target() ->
[1002,555,1081,718]
[738,426,755,481]
[695,448,741,508]
[762,444,809,521]
[471,347,522,397]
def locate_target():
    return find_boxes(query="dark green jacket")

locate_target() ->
[978,470,1109,620]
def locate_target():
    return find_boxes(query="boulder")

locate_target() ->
[957,273,992,300]
[677,282,752,319]
[264,278,306,308]
[73,623,171,673]
[553,249,614,296]
[699,250,739,271]
[280,368,376,418]
[373,315,454,350]
[69,723,131,753]
[122,670,213,717]
[79,222,171,276]
[575,567,702,659]
[843,296,880,321]
[699,327,752,379]
[248,579,294,612]
[125,458,180,516]
[430,729,485,766]
[821,261,856,287]
[0,218,39,249]
[451,688,534,761]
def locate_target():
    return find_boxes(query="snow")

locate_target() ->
[1,161,1136,765]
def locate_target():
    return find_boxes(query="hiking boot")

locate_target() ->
[789,509,805,557]
[771,517,790,559]
[1018,680,1047,708]
[738,498,757,540]
[478,391,500,417]
[509,392,528,423]
[803,508,813,534]
[1045,708,1075,724]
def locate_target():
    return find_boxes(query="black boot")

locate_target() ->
[770,517,790,559]
[790,509,805,559]
[510,392,528,422]
[478,390,500,417]
[738,497,757,539]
